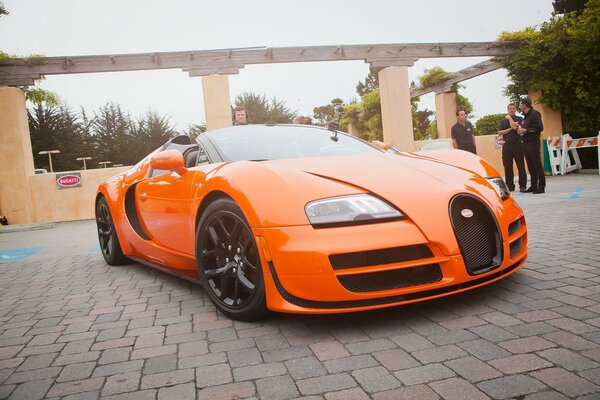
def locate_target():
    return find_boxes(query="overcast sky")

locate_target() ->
[0,0,554,130]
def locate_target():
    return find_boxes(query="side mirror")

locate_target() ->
[371,140,389,151]
[150,150,187,176]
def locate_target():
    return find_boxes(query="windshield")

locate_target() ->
[204,125,382,161]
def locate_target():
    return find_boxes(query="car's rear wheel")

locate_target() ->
[96,196,128,265]
[196,198,267,320]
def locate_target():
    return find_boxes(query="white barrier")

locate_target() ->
[546,133,599,176]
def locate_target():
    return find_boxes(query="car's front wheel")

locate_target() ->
[196,198,267,320]
[96,196,128,266]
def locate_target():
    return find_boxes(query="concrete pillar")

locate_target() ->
[202,74,233,131]
[528,90,563,140]
[0,87,34,224]
[434,91,457,139]
[378,66,414,151]
[347,123,360,137]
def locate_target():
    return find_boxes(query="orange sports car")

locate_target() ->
[96,124,527,320]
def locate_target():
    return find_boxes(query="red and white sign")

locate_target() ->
[495,135,505,149]
[56,172,82,189]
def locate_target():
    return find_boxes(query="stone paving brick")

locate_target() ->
[439,316,487,331]
[178,341,208,358]
[140,367,195,389]
[56,361,96,382]
[60,339,94,355]
[297,373,357,396]
[195,363,233,388]
[393,363,455,385]
[102,371,141,396]
[351,366,401,394]
[91,337,135,351]
[164,332,206,345]
[46,376,104,397]
[477,375,546,399]
[142,354,177,375]
[27,332,61,346]
[457,339,511,361]
[345,338,396,355]
[542,331,599,351]
[17,353,56,371]
[179,352,227,369]
[56,332,99,343]
[233,361,287,381]
[308,341,350,361]
[372,348,420,371]
[537,348,599,371]
[488,353,552,374]
[324,387,369,400]
[323,354,379,374]
[412,344,467,364]
[480,311,523,327]
[428,329,479,346]
[254,334,290,352]
[255,374,300,400]
[98,347,131,365]
[0,357,24,369]
[372,384,440,400]
[53,351,100,366]
[96,327,126,342]
[92,360,144,377]
[0,384,16,399]
[285,356,327,379]
[5,378,53,400]
[100,389,156,400]
[208,338,255,353]
[18,343,64,357]
[196,381,255,400]
[389,333,435,352]
[547,317,596,334]
[226,347,262,367]
[506,321,559,337]
[237,325,280,339]
[530,367,598,397]
[157,382,195,400]
[430,377,489,400]
[131,344,176,360]
[0,346,25,361]
[5,366,62,384]
[262,346,312,363]
[444,356,502,382]
[499,336,556,354]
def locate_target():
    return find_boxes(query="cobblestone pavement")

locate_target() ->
[1,175,599,399]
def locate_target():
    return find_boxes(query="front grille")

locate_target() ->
[337,264,442,293]
[450,195,502,275]
[329,245,433,270]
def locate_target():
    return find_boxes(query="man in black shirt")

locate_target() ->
[497,102,527,192]
[451,110,477,154]
[518,98,545,194]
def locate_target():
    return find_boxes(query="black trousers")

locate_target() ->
[458,143,477,154]
[522,140,546,189]
[502,142,527,190]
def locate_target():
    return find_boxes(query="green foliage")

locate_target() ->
[412,98,434,141]
[24,87,60,107]
[343,90,383,142]
[475,113,506,136]
[0,2,8,17]
[455,93,473,116]
[185,123,207,141]
[356,67,382,97]
[497,0,599,166]
[233,92,297,124]
[425,119,438,139]
[418,66,450,89]
[312,98,344,126]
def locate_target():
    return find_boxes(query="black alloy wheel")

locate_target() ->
[196,198,267,320]
[96,197,128,265]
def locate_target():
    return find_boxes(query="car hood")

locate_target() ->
[263,152,504,246]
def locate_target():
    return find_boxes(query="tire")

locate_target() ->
[196,198,267,320]
[96,196,129,266]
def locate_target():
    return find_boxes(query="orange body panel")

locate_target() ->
[97,131,528,315]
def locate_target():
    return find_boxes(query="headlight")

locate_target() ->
[305,194,403,228]
[486,177,510,200]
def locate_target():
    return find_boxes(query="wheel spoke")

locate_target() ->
[237,271,255,292]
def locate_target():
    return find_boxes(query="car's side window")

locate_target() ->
[197,146,210,165]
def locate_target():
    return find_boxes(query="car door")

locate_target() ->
[135,146,202,255]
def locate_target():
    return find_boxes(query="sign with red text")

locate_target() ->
[56,172,82,189]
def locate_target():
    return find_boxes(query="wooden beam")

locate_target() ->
[0,42,517,85]
[410,60,501,98]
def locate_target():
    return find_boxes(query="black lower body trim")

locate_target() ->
[267,257,526,310]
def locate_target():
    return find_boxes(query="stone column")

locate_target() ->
[378,65,414,151]
[528,90,563,140]
[434,91,457,139]
[0,87,34,224]
[347,123,360,137]
[202,74,233,131]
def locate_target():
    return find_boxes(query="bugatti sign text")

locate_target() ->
[56,172,82,189]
